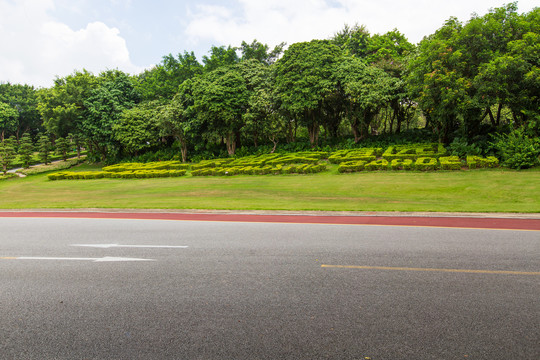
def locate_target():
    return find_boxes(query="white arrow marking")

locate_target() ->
[1,256,154,262]
[71,244,188,249]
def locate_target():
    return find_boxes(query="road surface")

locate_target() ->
[0,215,538,359]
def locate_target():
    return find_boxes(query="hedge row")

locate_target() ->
[192,152,328,170]
[328,148,383,164]
[48,169,187,180]
[191,163,327,176]
[382,144,447,160]
[338,156,498,172]
[467,156,499,169]
[102,160,189,172]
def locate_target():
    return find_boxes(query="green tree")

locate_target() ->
[37,135,51,165]
[136,51,203,101]
[274,40,343,146]
[335,57,398,142]
[0,139,16,175]
[67,132,83,159]
[0,102,18,141]
[202,45,240,72]
[0,83,41,140]
[37,70,99,139]
[81,70,141,161]
[55,137,70,161]
[113,101,161,156]
[18,133,34,168]
[192,66,249,156]
[240,40,285,65]
[157,80,199,162]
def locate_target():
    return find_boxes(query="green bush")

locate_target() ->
[338,160,367,173]
[439,156,463,170]
[382,143,447,161]
[328,148,380,164]
[365,159,389,171]
[415,157,438,171]
[390,159,414,170]
[491,129,539,169]
[103,161,189,172]
[466,156,499,169]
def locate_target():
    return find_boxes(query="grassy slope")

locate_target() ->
[1,164,539,212]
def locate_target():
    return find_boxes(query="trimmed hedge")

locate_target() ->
[191,163,327,176]
[329,148,382,164]
[382,143,447,161]
[338,160,367,173]
[365,159,389,171]
[439,156,463,170]
[415,157,438,171]
[48,169,187,180]
[103,161,189,172]
[467,156,499,169]
[390,159,414,170]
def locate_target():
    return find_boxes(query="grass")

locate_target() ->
[0,163,539,213]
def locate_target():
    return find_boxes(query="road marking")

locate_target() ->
[1,256,154,262]
[321,265,540,276]
[71,243,188,249]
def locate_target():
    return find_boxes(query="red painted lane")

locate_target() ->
[1,211,539,230]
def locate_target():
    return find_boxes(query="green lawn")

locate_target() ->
[1,163,539,212]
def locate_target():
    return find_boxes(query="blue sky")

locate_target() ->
[0,0,537,88]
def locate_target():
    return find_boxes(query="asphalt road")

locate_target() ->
[0,217,538,359]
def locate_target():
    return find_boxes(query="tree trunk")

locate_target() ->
[226,132,236,156]
[496,103,502,126]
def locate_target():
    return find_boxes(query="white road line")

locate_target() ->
[1,256,154,262]
[71,243,189,249]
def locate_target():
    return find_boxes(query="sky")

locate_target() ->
[0,0,537,88]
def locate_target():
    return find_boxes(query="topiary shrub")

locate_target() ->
[439,156,462,170]
[415,157,438,171]
[466,156,499,169]
[365,159,389,171]
[390,159,413,170]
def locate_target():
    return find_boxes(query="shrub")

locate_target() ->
[491,129,539,169]
[338,160,367,173]
[439,156,463,170]
[329,148,380,164]
[365,159,389,171]
[390,159,413,170]
[382,143,446,161]
[415,157,438,171]
[466,156,499,169]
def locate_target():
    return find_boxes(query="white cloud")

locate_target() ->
[0,0,142,88]
[185,0,540,52]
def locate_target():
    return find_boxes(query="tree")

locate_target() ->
[136,51,203,101]
[202,45,240,72]
[274,40,343,147]
[37,70,99,139]
[157,80,199,162]
[192,66,249,156]
[333,24,371,58]
[55,137,70,161]
[18,133,33,168]
[0,102,18,141]
[37,135,51,165]
[0,83,41,140]
[240,40,285,65]
[113,101,161,156]
[81,70,141,161]
[0,139,16,174]
[335,57,398,142]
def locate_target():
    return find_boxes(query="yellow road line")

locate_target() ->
[0,257,18,260]
[321,264,540,276]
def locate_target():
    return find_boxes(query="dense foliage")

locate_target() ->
[0,3,538,169]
